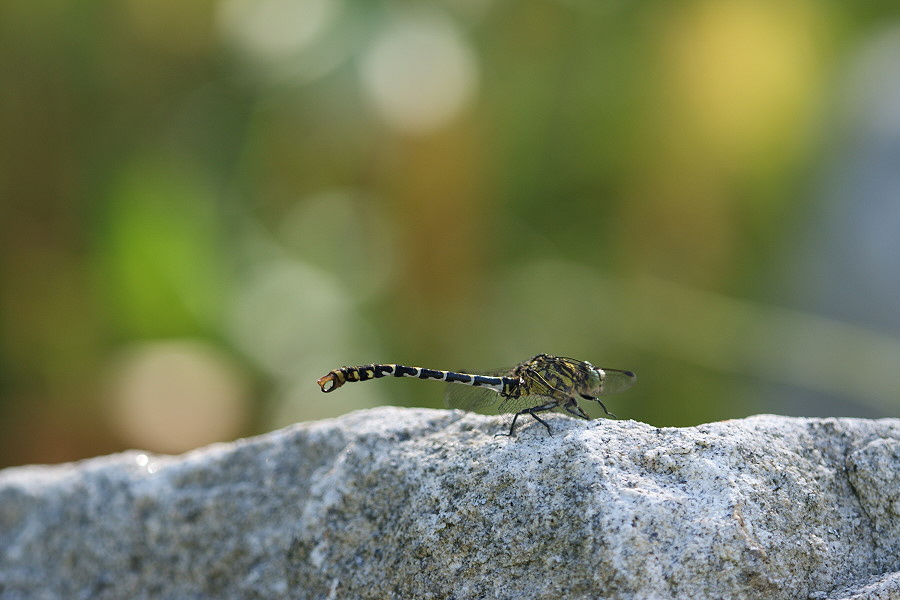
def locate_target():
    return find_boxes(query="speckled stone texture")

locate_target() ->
[1,408,898,600]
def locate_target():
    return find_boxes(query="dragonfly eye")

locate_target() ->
[587,368,602,393]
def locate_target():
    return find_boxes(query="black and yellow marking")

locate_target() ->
[317,354,636,436]
[317,363,515,395]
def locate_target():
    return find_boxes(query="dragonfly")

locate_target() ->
[316,353,636,436]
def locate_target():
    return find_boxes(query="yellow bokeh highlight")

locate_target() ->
[620,0,831,287]
[661,0,827,167]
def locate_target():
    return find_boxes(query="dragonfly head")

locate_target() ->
[586,366,603,396]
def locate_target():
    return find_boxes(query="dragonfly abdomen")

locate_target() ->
[317,363,516,395]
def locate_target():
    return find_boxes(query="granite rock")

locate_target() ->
[1,407,898,599]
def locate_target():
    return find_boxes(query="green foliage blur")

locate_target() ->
[2,0,899,467]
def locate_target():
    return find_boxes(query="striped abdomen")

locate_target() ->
[317,363,517,396]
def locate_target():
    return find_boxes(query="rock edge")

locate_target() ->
[1,408,899,600]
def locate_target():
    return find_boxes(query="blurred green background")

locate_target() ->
[2,0,900,467]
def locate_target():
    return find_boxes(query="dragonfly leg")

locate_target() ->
[563,399,590,420]
[499,400,559,437]
[525,411,553,436]
[580,394,617,418]
[495,412,521,437]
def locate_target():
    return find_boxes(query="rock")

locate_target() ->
[0,407,898,600]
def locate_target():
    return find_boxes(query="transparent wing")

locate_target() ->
[596,369,637,395]
[443,366,515,411]
[445,384,504,411]
[496,394,559,415]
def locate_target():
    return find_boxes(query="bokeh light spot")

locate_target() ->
[217,0,343,66]
[108,340,249,454]
[277,190,396,301]
[228,259,352,375]
[663,0,824,163]
[359,9,479,135]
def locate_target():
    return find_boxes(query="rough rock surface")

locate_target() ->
[1,407,898,600]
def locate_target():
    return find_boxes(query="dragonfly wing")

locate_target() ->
[444,366,515,410]
[596,368,637,395]
[496,394,560,415]
[445,381,504,410]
